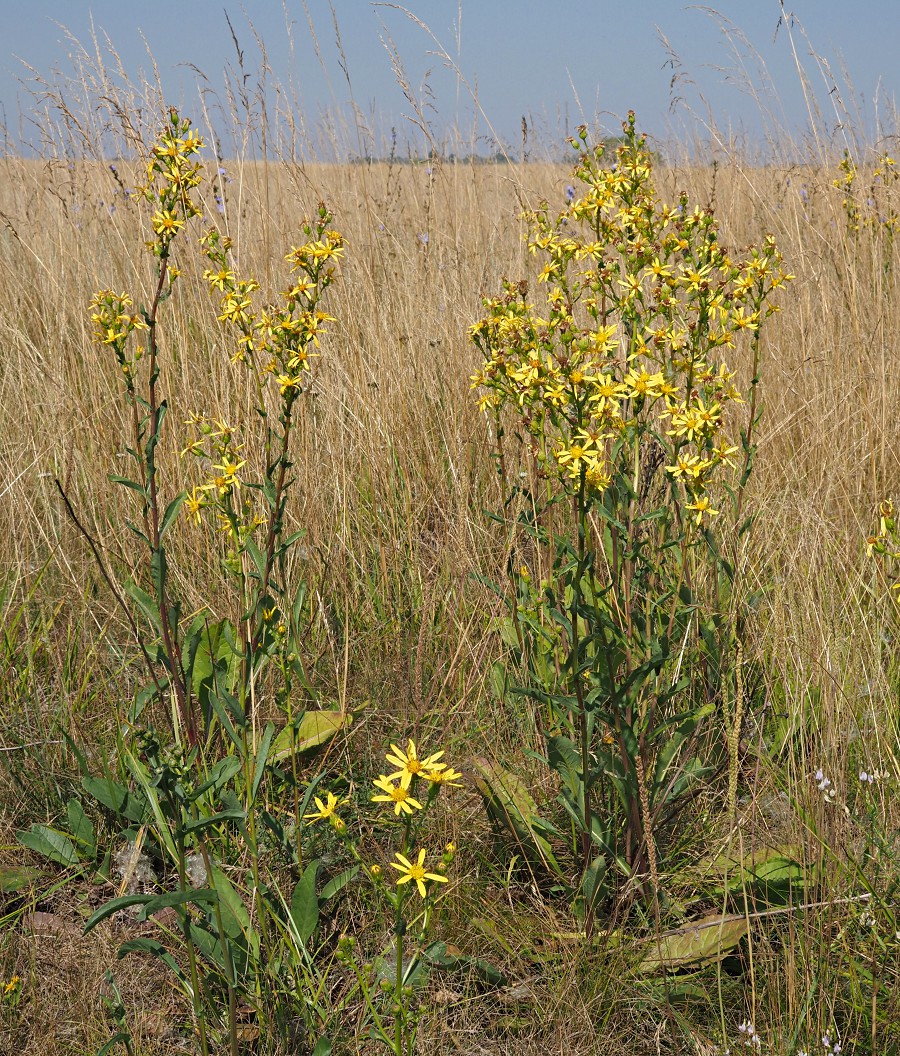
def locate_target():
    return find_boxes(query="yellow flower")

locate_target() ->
[385,739,445,787]
[624,368,664,400]
[371,775,423,815]
[204,266,235,292]
[423,765,463,787]
[589,374,628,416]
[685,494,718,524]
[555,437,597,473]
[151,210,184,236]
[277,374,302,396]
[213,458,246,488]
[389,849,449,898]
[184,487,206,525]
[666,453,708,481]
[303,791,346,826]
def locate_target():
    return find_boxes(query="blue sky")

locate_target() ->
[2,1,898,157]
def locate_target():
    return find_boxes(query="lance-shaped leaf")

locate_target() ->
[638,912,748,973]
[471,756,562,875]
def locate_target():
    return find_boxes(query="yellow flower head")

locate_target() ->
[303,790,346,828]
[385,739,445,787]
[424,765,463,787]
[389,848,449,898]
[371,775,423,815]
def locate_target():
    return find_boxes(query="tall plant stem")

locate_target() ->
[145,250,195,745]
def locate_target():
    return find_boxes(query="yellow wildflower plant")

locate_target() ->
[470,113,792,931]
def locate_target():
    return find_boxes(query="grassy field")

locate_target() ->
[0,55,899,1056]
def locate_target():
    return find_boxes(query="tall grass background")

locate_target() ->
[0,11,898,1055]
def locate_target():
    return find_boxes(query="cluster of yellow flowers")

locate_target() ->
[180,414,265,541]
[200,215,344,399]
[867,499,900,595]
[141,110,204,259]
[304,740,461,899]
[88,290,148,385]
[833,149,900,235]
[470,113,792,524]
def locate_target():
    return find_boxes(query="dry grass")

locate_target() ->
[1,20,899,1056]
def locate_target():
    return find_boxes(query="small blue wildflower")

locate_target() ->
[799,186,808,203]
[425,165,433,176]
[418,232,429,245]
[565,184,576,202]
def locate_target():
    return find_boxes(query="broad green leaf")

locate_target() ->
[638,912,748,973]
[96,1032,132,1055]
[180,809,246,836]
[17,825,80,867]
[546,735,582,799]
[209,865,253,943]
[108,475,147,497]
[708,845,807,907]
[118,938,190,989]
[581,854,608,913]
[471,756,562,875]
[290,860,320,942]
[271,710,350,761]
[0,865,44,893]
[121,579,161,634]
[66,798,95,858]
[192,755,242,800]
[137,888,218,920]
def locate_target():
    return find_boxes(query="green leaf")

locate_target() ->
[546,735,582,799]
[17,825,80,867]
[243,536,267,581]
[67,799,96,858]
[83,775,148,824]
[208,865,252,942]
[250,722,276,807]
[471,757,562,875]
[84,894,154,933]
[311,1039,332,1056]
[137,888,218,920]
[638,913,749,973]
[180,809,246,836]
[159,491,187,540]
[121,579,161,634]
[192,755,242,800]
[290,860,320,941]
[580,854,608,914]
[108,475,148,498]
[319,865,359,902]
[271,710,350,761]
[118,938,190,989]
[95,1032,132,1055]
[150,546,167,614]
[0,864,45,892]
